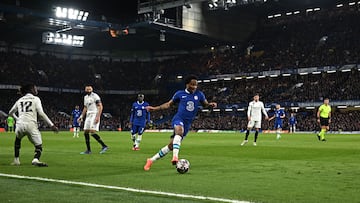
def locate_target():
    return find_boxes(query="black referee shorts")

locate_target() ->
[320,117,330,126]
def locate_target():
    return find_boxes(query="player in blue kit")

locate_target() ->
[71,105,82,138]
[143,75,217,171]
[288,113,297,133]
[129,94,150,151]
[268,104,285,139]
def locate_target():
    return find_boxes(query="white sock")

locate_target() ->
[135,135,142,147]
[151,145,170,161]
[172,135,182,158]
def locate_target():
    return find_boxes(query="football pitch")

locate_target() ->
[0,131,360,203]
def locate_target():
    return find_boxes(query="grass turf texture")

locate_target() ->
[0,131,360,203]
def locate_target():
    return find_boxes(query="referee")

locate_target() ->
[317,98,332,141]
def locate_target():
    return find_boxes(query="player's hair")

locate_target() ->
[184,75,198,84]
[19,84,35,95]
[254,93,260,96]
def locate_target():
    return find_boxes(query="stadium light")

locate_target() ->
[55,7,89,21]
[42,32,84,47]
[293,11,300,14]
[258,75,266,78]
[213,109,221,112]
[270,74,278,77]
[336,4,343,7]
[237,108,245,111]
[282,73,291,76]
[246,76,254,79]
[312,71,321,74]
[210,78,218,82]
[341,69,351,72]
[234,76,242,80]
[299,72,308,75]
[337,106,347,109]
[305,107,315,109]
[225,109,233,112]
[349,2,356,5]
[327,70,336,73]
[223,78,232,81]
[286,12,292,16]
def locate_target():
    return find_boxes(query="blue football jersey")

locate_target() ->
[130,101,150,126]
[172,89,206,121]
[289,116,296,125]
[274,109,285,123]
[72,109,82,126]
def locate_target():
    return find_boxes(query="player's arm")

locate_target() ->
[146,100,174,112]
[129,105,135,124]
[247,103,252,121]
[8,102,19,120]
[201,99,217,108]
[316,107,321,123]
[78,106,87,122]
[95,100,103,124]
[147,109,151,124]
[261,103,269,120]
[36,98,58,133]
[268,115,275,121]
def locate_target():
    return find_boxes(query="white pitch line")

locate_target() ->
[0,173,251,203]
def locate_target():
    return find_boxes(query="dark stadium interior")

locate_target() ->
[0,0,359,132]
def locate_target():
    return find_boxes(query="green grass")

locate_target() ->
[1,131,360,203]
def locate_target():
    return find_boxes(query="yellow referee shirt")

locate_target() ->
[318,104,331,118]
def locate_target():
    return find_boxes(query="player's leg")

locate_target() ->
[318,118,328,141]
[81,116,93,154]
[134,127,145,150]
[76,127,80,137]
[12,136,22,165]
[172,124,186,165]
[90,130,108,154]
[253,121,261,145]
[241,121,254,145]
[11,126,24,165]
[276,122,282,139]
[131,125,138,149]
[144,137,173,171]
[29,129,48,167]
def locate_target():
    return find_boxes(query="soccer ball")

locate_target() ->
[176,159,190,174]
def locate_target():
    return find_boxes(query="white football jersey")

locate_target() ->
[84,92,101,114]
[247,100,268,121]
[9,93,53,126]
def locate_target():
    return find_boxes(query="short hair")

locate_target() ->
[138,94,144,98]
[184,75,198,85]
[254,93,260,96]
[20,84,35,95]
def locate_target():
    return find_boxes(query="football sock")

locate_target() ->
[245,130,250,140]
[84,132,91,151]
[276,130,281,139]
[254,131,259,142]
[151,145,170,161]
[91,133,107,148]
[320,129,326,140]
[131,134,136,144]
[34,145,43,160]
[14,137,21,158]
[135,135,142,147]
[172,135,182,158]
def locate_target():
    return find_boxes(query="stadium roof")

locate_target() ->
[0,0,340,53]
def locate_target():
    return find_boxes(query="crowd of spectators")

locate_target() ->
[1,4,359,132]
